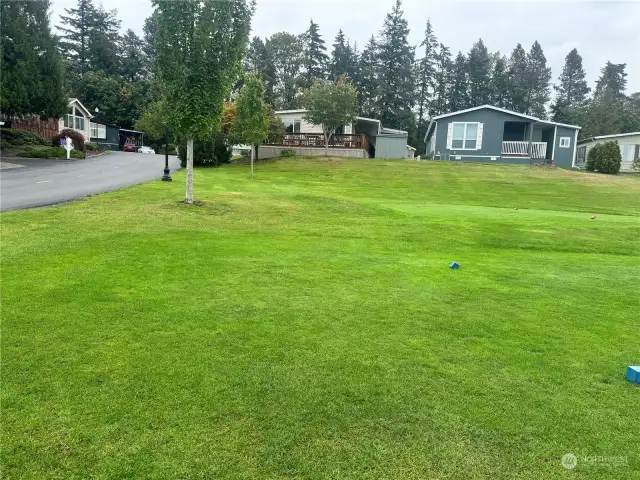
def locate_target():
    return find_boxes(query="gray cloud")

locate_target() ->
[51,0,640,92]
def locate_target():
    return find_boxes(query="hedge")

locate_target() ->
[0,128,50,147]
[586,141,621,174]
[19,146,85,159]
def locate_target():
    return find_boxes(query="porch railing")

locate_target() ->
[268,133,369,152]
[502,141,548,159]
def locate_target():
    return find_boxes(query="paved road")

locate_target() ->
[1,152,181,211]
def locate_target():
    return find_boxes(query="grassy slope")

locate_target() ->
[2,159,639,479]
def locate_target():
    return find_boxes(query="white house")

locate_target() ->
[61,98,94,140]
[576,132,640,172]
[269,109,414,159]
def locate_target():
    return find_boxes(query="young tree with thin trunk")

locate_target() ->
[152,0,254,203]
[233,75,270,176]
[301,77,358,156]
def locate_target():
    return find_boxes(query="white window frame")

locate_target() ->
[90,122,106,139]
[559,137,571,148]
[284,118,301,134]
[451,122,480,150]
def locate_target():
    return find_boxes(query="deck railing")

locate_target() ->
[269,133,369,152]
[502,141,548,159]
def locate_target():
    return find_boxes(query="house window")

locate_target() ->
[451,122,479,149]
[559,137,570,148]
[63,115,73,128]
[284,119,301,133]
[90,122,106,139]
[576,146,587,164]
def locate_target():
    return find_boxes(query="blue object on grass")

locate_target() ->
[450,261,460,270]
[626,366,640,384]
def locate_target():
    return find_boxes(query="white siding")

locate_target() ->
[276,112,323,133]
[579,134,640,173]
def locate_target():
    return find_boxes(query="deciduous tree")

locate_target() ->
[153,0,254,203]
[301,77,358,156]
[233,75,270,175]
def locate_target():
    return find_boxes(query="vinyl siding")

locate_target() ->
[578,134,640,173]
[375,135,408,159]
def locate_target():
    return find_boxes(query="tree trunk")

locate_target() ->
[324,131,329,157]
[250,144,254,177]
[185,137,194,204]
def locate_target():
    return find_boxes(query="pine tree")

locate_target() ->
[245,37,277,106]
[329,29,357,81]
[57,0,95,74]
[447,52,468,111]
[489,54,509,108]
[142,11,158,66]
[594,61,627,102]
[376,0,415,130]
[121,29,147,82]
[89,5,121,75]
[506,43,528,112]
[466,39,491,107]
[523,41,551,118]
[301,20,328,87]
[1,0,67,118]
[356,36,379,118]
[551,48,589,122]
[431,43,451,116]
[415,19,438,152]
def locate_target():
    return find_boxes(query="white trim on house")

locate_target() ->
[68,98,94,119]
[559,137,571,148]
[274,109,308,114]
[578,131,640,142]
[551,125,557,162]
[429,104,581,131]
[571,129,579,167]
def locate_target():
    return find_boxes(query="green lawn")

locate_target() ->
[2,158,639,479]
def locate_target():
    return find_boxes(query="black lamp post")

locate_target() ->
[162,126,172,182]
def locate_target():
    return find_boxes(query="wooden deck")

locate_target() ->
[268,133,370,152]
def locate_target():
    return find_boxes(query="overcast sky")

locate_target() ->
[51,0,640,93]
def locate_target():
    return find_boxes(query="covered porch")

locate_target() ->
[501,121,554,160]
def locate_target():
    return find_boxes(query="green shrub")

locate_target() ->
[85,142,100,151]
[586,141,621,174]
[0,128,50,147]
[632,156,640,172]
[19,146,85,159]
[280,148,296,157]
[178,133,232,167]
[52,128,86,152]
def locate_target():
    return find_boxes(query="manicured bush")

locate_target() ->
[52,128,86,152]
[0,128,50,147]
[586,141,621,174]
[85,142,100,151]
[19,146,85,159]
[280,148,296,157]
[177,132,232,167]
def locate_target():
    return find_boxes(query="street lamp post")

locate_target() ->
[162,126,172,182]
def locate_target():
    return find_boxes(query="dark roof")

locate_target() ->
[91,118,120,128]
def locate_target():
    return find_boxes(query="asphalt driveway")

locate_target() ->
[0,151,181,211]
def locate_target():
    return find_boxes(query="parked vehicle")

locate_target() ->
[138,146,155,154]
[123,143,137,152]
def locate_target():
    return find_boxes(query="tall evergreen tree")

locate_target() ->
[301,20,328,87]
[523,41,551,118]
[89,5,121,75]
[120,29,147,82]
[415,19,438,152]
[466,38,491,107]
[506,43,528,112]
[142,11,158,67]
[57,0,96,77]
[376,0,415,131]
[329,29,358,81]
[594,61,627,102]
[431,43,451,116]
[245,36,277,106]
[551,48,589,122]
[1,0,67,118]
[356,36,379,118]
[447,52,468,111]
[269,32,303,109]
[489,54,509,108]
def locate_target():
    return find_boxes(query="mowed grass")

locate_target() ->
[2,158,639,479]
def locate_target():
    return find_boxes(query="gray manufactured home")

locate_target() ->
[424,105,581,168]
